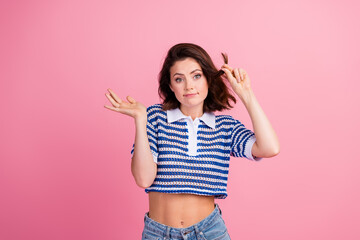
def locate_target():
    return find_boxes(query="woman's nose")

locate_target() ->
[185,80,194,90]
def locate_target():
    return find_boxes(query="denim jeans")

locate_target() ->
[141,203,231,240]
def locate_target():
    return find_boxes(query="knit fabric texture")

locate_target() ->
[131,104,261,199]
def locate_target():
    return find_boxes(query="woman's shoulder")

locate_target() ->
[214,113,236,122]
[214,113,243,126]
[147,103,165,114]
[146,103,166,124]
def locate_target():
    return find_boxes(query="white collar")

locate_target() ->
[166,108,215,129]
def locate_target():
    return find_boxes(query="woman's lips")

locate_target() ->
[184,93,198,97]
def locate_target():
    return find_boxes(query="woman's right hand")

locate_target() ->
[104,88,146,121]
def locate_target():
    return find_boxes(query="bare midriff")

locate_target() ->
[148,191,216,228]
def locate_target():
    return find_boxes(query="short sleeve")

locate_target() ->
[230,119,263,161]
[130,106,159,163]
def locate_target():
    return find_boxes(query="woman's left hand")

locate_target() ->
[221,64,253,104]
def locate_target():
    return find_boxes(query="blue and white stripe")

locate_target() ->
[131,104,261,199]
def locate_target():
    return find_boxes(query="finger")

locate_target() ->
[240,69,247,81]
[104,105,120,112]
[107,89,122,104]
[126,95,136,104]
[234,68,241,83]
[222,64,233,71]
[221,67,230,79]
[221,68,236,83]
[105,93,121,108]
[223,64,234,76]
[104,105,134,116]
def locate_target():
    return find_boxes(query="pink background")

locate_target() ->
[1,0,359,239]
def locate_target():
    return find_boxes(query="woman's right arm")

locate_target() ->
[131,117,157,188]
[104,89,157,188]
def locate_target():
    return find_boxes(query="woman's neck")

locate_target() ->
[179,104,204,121]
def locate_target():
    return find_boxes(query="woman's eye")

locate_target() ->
[175,78,183,82]
[194,74,201,79]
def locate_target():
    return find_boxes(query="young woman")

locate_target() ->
[104,43,280,240]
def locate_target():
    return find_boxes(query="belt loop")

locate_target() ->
[195,225,204,238]
[165,226,170,239]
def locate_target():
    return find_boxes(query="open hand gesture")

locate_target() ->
[104,89,146,121]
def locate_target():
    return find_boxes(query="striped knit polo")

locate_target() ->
[131,104,262,199]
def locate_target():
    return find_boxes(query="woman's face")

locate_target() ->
[169,57,209,113]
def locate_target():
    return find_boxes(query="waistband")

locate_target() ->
[143,203,222,239]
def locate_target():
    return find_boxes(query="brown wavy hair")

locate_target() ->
[158,43,236,112]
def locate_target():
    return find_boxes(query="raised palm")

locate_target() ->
[104,88,146,120]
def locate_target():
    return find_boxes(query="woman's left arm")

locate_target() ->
[221,64,280,158]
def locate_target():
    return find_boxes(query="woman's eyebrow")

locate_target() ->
[173,69,202,77]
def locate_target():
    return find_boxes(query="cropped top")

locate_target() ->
[130,104,262,199]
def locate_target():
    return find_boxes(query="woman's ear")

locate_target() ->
[169,84,173,92]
